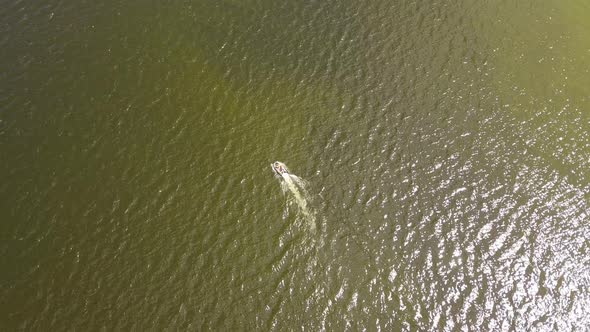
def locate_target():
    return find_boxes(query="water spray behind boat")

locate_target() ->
[271,161,315,231]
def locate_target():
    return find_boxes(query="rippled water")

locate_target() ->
[2,0,590,330]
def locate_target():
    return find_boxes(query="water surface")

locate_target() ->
[1,0,589,330]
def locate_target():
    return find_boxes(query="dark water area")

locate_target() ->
[1,0,589,330]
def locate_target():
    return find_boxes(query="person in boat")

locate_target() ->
[272,161,287,176]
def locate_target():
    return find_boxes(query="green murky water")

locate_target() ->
[2,0,589,330]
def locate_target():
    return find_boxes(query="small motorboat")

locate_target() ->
[271,161,289,177]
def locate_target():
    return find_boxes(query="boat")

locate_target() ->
[271,161,289,177]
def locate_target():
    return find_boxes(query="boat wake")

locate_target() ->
[271,161,316,232]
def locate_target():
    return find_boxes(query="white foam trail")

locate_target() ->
[279,172,316,232]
